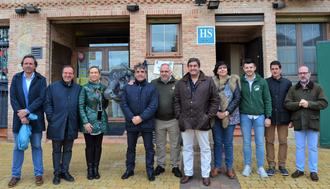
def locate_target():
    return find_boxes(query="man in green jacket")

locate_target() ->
[151,63,182,178]
[285,65,328,182]
[239,59,272,178]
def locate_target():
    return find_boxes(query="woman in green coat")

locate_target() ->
[79,66,108,180]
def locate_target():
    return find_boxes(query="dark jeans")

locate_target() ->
[52,139,74,175]
[126,131,154,175]
[84,133,103,165]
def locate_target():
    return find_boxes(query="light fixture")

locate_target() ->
[15,7,27,15]
[127,3,139,12]
[24,4,40,14]
[207,0,220,9]
[272,0,286,9]
[195,0,207,6]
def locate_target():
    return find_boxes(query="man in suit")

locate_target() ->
[8,54,47,188]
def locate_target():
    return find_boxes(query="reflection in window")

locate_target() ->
[277,24,297,75]
[151,24,178,53]
[276,23,325,75]
[302,24,324,73]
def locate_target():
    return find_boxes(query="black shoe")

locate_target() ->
[154,165,165,176]
[291,170,304,178]
[172,167,182,178]
[121,170,134,179]
[266,167,276,176]
[148,172,156,181]
[52,175,61,185]
[87,163,94,180]
[279,166,289,176]
[93,164,100,180]
[61,172,75,182]
[310,172,319,182]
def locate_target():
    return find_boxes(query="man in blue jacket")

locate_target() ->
[120,63,159,181]
[8,55,47,188]
[44,65,81,185]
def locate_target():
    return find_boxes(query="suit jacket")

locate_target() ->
[10,71,46,133]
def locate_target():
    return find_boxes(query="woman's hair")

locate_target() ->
[213,61,230,77]
[88,66,101,74]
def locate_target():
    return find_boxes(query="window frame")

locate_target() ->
[276,22,327,78]
[146,16,182,58]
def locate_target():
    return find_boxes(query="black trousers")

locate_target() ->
[52,139,74,175]
[126,131,154,175]
[84,133,103,165]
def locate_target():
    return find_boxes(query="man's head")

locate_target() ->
[21,54,37,75]
[159,63,172,81]
[187,58,201,77]
[134,63,147,82]
[62,65,75,83]
[243,58,256,77]
[298,65,311,83]
[270,60,282,79]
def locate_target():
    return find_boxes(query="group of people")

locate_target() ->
[7,54,328,188]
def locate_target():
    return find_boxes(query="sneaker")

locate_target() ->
[154,165,165,176]
[257,167,268,178]
[279,166,289,176]
[242,165,252,177]
[291,170,304,178]
[266,167,276,176]
[310,172,319,182]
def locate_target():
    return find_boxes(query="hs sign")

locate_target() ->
[197,26,215,45]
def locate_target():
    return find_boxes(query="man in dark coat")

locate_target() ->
[44,65,81,185]
[285,65,328,182]
[8,54,47,188]
[174,58,219,186]
[265,61,292,176]
[120,63,159,181]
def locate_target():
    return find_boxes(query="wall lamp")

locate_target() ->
[15,4,40,15]
[207,0,220,9]
[272,0,286,9]
[127,3,139,12]
[195,0,206,6]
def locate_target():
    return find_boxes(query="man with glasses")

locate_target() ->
[285,65,328,182]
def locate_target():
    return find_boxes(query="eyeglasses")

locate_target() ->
[298,72,309,75]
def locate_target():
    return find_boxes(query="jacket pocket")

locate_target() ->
[308,115,320,130]
[198,114,210,130]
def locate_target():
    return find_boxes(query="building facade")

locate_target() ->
[0,0,329,140]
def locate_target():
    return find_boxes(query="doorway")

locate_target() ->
[50,19,130,136]
[216,25,263,76]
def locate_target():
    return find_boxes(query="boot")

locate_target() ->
[93,145,102,179]
[87,163,94,180]
[93,163,100,179]
[85,148,94,180]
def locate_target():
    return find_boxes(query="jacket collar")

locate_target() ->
[134,79,147,86]
[157,76,176,84]
[295,80,314,90]
[19,71,43,79]
[182,71,207,82]
[241,73,262,82]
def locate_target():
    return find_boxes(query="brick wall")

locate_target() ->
[1,0,330,139]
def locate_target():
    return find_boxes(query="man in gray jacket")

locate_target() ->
[151,63,182,178]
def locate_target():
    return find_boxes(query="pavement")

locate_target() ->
[1,131,330,189]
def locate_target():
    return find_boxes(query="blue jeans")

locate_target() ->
[12,133,43,178]
[240,114,265,167]
[212,118,235,169]
[295,130,319,173]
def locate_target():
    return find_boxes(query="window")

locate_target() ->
[0,27,9,80]
[276,23,325,76]
[147,17,181,57]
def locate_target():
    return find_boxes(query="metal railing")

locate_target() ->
[0,79,8,128]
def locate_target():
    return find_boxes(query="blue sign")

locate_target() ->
[197,26,215,45]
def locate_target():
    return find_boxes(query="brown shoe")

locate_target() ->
[180,175,192,184]
[226,169,236,179]
[35,176,44,186]
[202,177,211,186]
[211,168,221,177]
[8,177,20,188]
